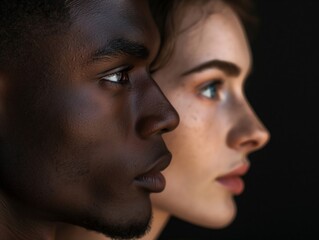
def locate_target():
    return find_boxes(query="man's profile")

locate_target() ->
[0,0,179,239]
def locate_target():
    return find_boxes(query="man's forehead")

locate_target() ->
[62,0,159,64]
[67,0,149,46]
[68,0,146,25]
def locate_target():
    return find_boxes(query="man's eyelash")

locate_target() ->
[99,65,133,85]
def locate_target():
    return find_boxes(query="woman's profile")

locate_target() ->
[55,0,270,239]
[145,0,270,238]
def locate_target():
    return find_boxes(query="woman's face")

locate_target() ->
[151,2,270,228]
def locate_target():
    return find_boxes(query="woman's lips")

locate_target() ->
[135,152,171,193]
[216,163,250,195]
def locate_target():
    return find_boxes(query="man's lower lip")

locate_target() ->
[217,177,244,195]
[135,172,166,193]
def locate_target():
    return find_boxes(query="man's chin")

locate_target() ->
[81,215,152,240]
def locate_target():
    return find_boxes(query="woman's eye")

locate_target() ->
[200,80,222,99]
[100,71,129,84]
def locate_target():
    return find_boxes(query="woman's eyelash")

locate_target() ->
[199,80,223,99]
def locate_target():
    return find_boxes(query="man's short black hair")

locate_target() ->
[0,0,72,67]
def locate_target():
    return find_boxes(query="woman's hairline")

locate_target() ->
[150,0,256,72]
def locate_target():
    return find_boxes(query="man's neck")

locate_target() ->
[0,190,56,240]
[140,207,170,240]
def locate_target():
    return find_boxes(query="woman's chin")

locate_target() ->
[206,211,236,229]
[180,199,237,229]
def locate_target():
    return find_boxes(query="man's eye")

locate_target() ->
[200,80,222,99]
[100,71,129,84]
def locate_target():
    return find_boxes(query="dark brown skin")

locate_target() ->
[0,0,179,239]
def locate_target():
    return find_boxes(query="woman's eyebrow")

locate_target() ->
[181,59,241,77]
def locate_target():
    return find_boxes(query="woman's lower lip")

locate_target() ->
[135,172,166,193]
[217,176,244,195]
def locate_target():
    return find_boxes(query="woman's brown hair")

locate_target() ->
[149,0,257,72]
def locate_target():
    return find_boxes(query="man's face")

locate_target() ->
[0,0,178,238]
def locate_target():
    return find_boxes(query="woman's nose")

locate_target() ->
[227,102,270,154]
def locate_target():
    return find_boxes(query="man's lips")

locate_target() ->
[216,163,250,195]
[134,152,172,193]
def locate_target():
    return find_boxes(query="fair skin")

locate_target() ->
[55,1,269,240]
[146,1,270,238]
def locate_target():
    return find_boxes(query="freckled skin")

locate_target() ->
[149,1,270,234]
[0,0,179,239]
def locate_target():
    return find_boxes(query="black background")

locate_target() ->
[159,0,319,239]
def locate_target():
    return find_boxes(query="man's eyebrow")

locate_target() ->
[90,38,149,62]
[181,59,241,77]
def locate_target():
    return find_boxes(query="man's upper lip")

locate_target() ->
[136,151,172,178]
[218,162,250,179]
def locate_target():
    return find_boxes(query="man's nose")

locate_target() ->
[135,78,179,138]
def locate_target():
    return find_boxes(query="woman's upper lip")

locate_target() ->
[218,162,250,179]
